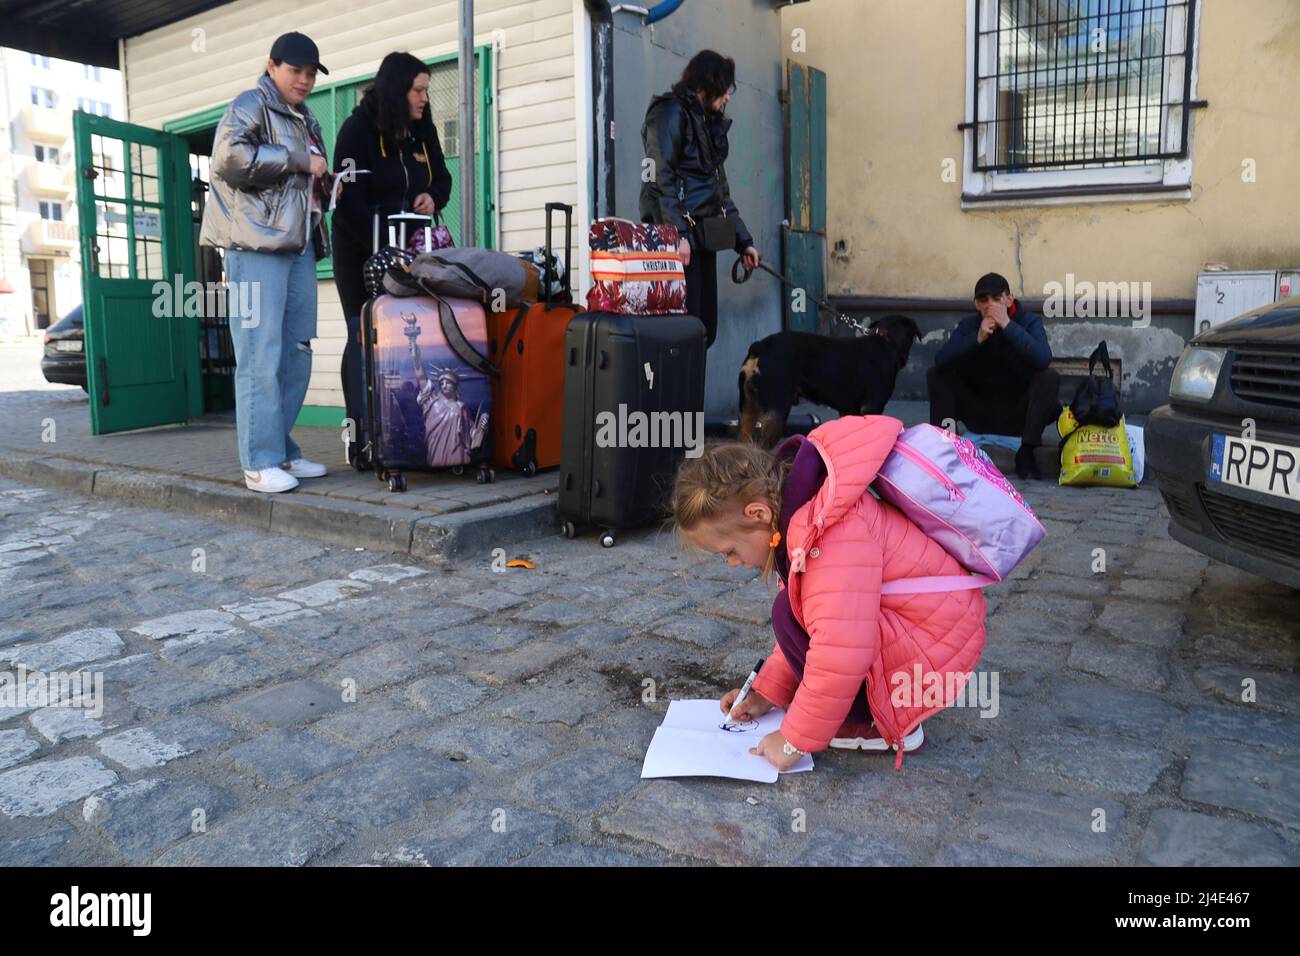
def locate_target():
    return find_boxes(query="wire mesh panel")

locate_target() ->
[972,0,1196,172]
[425,54,485,245]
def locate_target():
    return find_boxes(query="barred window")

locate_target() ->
[971,0,1197,173]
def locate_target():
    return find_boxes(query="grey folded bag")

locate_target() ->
[383,247,541,310]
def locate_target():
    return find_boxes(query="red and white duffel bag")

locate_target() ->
[587,217,687,315]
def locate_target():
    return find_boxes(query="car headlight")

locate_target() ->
[1168,347,1227,403]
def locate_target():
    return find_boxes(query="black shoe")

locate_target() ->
[1015,444,1042,480]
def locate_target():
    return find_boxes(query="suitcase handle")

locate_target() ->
[543,202,573,308]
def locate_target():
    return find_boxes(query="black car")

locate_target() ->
[40,305,86,390]
[1147,297,1300,589]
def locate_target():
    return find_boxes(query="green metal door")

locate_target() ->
[74,112,200,434]
[784,61,827,334]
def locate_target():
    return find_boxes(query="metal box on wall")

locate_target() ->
[1276,269,1300,301]
[1195,271,1277,334]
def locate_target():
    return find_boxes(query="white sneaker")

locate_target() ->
[243,466,299,493]
[283,458,327,478]
[829,723,925,753]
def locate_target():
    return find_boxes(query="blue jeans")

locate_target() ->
[226,246,317,470]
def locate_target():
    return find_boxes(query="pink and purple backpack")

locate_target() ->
[872,424,1046,594]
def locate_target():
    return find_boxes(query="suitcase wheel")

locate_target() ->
[476,465,495,484]
[387,474,407,493]
[561,520,577,539]
[451,465,464,476]
[522,460,538,478]
[348,442,372,472]
[600,531,617,549]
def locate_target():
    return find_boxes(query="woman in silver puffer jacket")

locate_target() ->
[200,32,333,494]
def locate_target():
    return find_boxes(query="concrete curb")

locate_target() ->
[0,452,558,559]
[411,493,560,559]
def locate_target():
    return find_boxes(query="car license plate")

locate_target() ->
[54,340,82,352]
[1210,434,1300,503]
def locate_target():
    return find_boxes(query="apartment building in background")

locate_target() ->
[0,47,124,337]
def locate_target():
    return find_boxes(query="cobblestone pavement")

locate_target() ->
[1,466,1297,867]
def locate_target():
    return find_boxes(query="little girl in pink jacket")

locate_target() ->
[672,415,987,770]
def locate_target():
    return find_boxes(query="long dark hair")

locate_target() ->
[671,50,736,106]
[361,51,438,150]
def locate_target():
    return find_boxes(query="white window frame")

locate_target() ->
[31,87,56,108]
[39,201,65,222]
[962,0,1202,207]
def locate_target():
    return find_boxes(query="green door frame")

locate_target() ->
[784,60,828,335]
[74,111,202,433]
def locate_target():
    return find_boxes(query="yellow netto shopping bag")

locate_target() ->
[1057,408,1138,488]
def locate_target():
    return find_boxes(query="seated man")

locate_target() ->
[928,272,1060,480]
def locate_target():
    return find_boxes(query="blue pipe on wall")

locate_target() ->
[645,0,685,25]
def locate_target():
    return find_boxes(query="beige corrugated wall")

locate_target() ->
[123,0,581,412]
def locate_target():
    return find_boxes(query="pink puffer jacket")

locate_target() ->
[751,415,987,768]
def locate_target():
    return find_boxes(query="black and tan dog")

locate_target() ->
[738,315,921,448]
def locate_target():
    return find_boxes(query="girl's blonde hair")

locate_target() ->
[670,442,790,580]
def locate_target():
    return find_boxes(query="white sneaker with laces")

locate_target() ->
[283,458,327,478]
[243,466,299,493]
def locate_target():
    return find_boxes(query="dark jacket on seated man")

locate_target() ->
[934,302,1052,398]
[928,273,1061,479]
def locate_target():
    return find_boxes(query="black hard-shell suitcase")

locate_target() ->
[558,312,706,546]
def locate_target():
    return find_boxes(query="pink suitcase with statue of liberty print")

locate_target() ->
[359,292,497,492]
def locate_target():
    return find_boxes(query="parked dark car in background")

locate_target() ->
[40,305,86,391]
[1148,297,1300,590]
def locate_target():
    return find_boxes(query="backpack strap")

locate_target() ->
[880,574,997,595]
[427,290,500,380]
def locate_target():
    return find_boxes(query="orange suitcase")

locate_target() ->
[488,203,582,474]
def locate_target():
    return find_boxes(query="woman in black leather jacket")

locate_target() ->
[640,50,760,349]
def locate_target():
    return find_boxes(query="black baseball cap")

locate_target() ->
[973,272,1011,299]
[269,32,329,75]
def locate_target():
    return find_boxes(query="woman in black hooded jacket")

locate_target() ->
[331,52,453,436]
[640,50,760,350]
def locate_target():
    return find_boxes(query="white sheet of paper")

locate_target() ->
[640,699,815,783]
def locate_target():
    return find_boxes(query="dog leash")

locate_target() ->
[730,257,874,336]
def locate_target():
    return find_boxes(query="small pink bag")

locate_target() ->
[409,213,455,254]
[873,424,1047,594]
[384,212,454,255]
